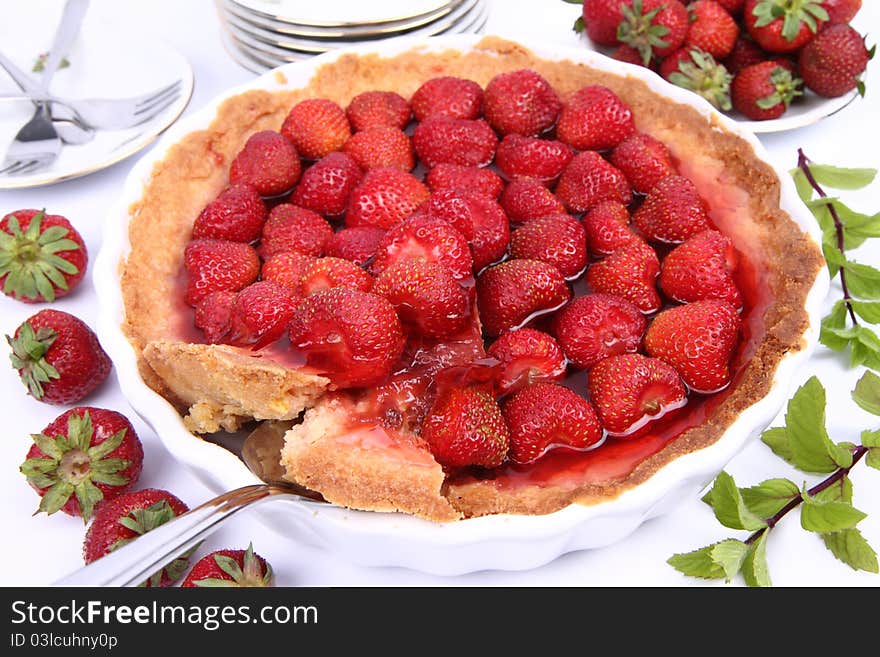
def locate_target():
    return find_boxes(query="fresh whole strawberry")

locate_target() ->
[500,178,566,225]
[298,256,373,297]
[229,130,301,197]
[487,328,567,395]
[288,288,405,388]
[342,126,414,171]
[722,35,768,75]
[194,290,236,343]
[181,543,274,588]
[476,259,571,337]
[410,76,484,121]
[661,47,733,110]
[552,293,646,369]
[798,24,871,98]
[370,215,473,281]
[325,227,386,266]
[716,0,746,13]
[257,203,333,260]
[260,252,314,293]
[612,44,649,66]
[21,407,143,519]
[346,90,411,132]
[345,167,430,230]
[83,488,191,587]
[644,298,741,392]
[632,175,712,243]
[422,386,510,469]
[291,152,363,217]
[581,0,632,46]
[744,0,827,53]
[226,280,298,348]
[659,229,743,307]
[482,69,562,137]
[280,98,351,160]
[184,238,259,306]
[586,239,661,313]
[609,132,676,194]
[685,0,740,59]
[412,116,498,168]
[617,0,690,65]
[822,0,861,24]
[555,151,632,214]
[731,61,803,120]
[425,163,504,198]
[372,260,470,339]
[420,188,510,272]
[502,382,603,464]
[509,213,588,279]
[8,309,111,405]
[494,134,574,184]
[588,353,687,436]
[192,183,267,243]
[556,85,636,151]
[581,201,640,257]
[0,209,87,303]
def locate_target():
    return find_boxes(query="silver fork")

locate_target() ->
[0,81,183,131]
[0,0,89,176]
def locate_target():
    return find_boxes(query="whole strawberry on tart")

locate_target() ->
[119,37,823,522]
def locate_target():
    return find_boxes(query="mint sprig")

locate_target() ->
[792,150,880,371]
[668,373,880,586]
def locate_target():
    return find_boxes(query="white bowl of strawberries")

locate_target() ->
[573,0,871,132]
[94,34,829,575]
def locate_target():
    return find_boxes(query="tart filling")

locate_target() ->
[120,37,822,521]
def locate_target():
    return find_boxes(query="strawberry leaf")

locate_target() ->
[38,481,74,515]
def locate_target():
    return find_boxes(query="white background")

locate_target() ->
[0,0,878,587]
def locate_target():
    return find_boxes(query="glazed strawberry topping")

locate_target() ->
[589,353,688,436]
[410,76,484,121]
[476,259,571,337]
[487,328,567,395]
[288,288,405,388]
[192,183,267,243]
[502,382,603,464]
[229,130,301,197]
[179,71,751,469]
[552,293,646,369]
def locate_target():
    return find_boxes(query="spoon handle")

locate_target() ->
[53,484,294,587]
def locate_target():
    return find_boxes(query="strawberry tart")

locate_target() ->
[120,37,823,521]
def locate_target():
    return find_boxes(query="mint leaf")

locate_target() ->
[786,377,853,473]
[821,529,879,573]
[842,261,880,300]
[814,474,853,504]
[851,301,880,323]
[867,448,880,470]
[850,327,880,371]
[819,300,850,351]
[740,478,800,518]
[791,167,814,203]
[667,544,727,580]
[853,371,880,415]
[761,426,794,463]
[808,164,877,190]
[742,531,772,587]
[710,539,750,581]
[709,472,767,531]
[801,491,867,533]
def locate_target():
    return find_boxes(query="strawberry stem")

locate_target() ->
[796,148,859,326]
[744,444,869,545]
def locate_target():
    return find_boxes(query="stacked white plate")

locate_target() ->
[217,0,490,73]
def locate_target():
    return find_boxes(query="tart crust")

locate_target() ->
[120,37,823,521]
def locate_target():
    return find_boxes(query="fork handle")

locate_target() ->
[53,484,294,587]
[38,0,90,92]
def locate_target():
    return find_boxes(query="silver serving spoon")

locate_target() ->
[53,422,326,587]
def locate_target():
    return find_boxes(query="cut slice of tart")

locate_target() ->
[119,37,823,521]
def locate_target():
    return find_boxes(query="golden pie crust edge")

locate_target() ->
[119,36,824,521]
